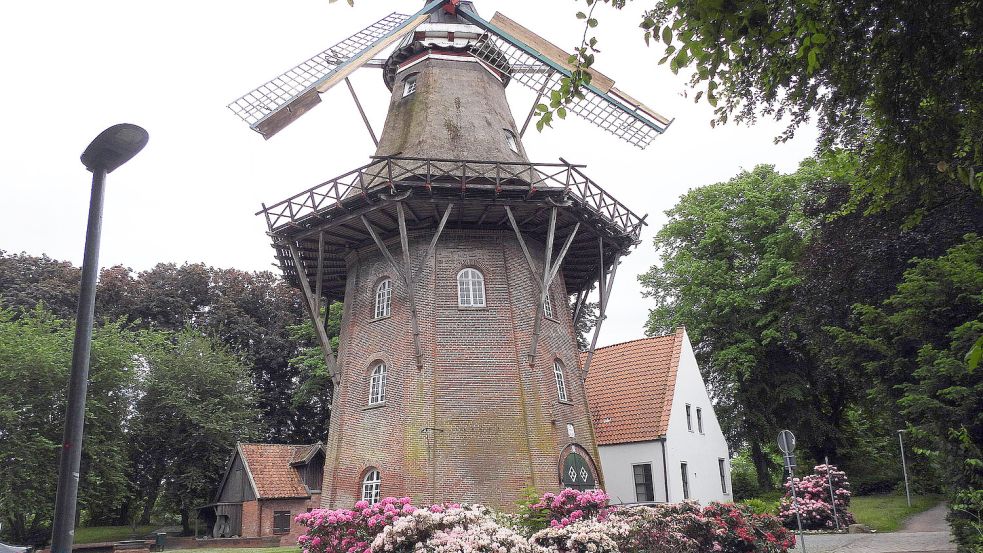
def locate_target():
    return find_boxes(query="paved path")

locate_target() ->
[800,503,956,553]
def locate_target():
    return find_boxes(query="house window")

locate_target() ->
[374,279,392,319]
[685,404,693,432]
[504,129,519,154]
[457,268,486,307]
[553,359,569,402]
[696,407,704,434]
[719,458,728,494]
[368,362,386,405]
[362,469,381,505]
[402,74,418,97]
[272,511,290,534]
[543,291,554,319]
[633,463,655,502]
[680,462,690,500]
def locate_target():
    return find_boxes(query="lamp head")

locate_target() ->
[81,123,149,173]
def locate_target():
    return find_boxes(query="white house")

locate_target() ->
[585,327,733,505]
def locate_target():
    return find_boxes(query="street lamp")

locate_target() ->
[50,124,148,553]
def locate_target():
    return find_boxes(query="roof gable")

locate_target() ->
[237,443,319,499]
[584,328,685,445]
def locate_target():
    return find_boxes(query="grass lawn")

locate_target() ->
[850,494,942,532]
[194,545,300,553]
[74,526,157,544]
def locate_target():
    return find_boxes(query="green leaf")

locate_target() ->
[812,32,827,44]
[557,106,567,119]
[577,11,587,19]
[662,26,672,45]
[588,18,598,28]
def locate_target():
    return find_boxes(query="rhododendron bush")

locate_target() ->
[779,464,855,530]
[297,489,795,553]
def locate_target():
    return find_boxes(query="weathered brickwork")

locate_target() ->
[239,496,319,544]
[321,229,599,510]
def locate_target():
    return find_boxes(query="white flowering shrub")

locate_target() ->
[370,504,532,553]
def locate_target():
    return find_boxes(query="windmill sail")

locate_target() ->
[227,9,433,139]
[460,8,672,149]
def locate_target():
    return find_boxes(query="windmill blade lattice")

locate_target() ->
[463,10,672,149]
[227,12,411,136]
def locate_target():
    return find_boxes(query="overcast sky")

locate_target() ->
[1,0,818,347]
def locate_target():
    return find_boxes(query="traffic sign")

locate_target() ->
[778,430,796,454]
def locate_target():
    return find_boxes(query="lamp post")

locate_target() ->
[50,124,148,553]
[898,429,911,507]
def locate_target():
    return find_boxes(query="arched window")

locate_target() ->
[402,73,418,97]
[361,469,381,505]
[368,362,386,405]
[457,268,486,307]
[374,279,392,319]
[553,359,569,402]
[543,291,554,319]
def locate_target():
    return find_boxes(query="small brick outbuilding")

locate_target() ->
[198,442,324,544]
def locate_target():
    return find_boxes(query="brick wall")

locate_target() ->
[257,497,318,544]
[321,229,599,510]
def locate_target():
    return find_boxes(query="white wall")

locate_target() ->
[598,440,667,504]
[664,330,733,503]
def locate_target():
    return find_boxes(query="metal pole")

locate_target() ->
[787,460,806,553]
[898,430,911,507]
[825,456,840,531]
[51,168,107,553]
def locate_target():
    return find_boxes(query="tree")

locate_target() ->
[288,301,344,443]
[0,306,139,544]
[0,251,80,318]
[833,235,982,550]
[552,0,982,209]
[639,164,812,489]
[128,328,260,533]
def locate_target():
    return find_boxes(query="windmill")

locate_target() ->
[230,0,671,509]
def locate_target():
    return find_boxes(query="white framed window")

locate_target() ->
[361,469,381,505]
[719,458,728,494]
[504,129,519,154]
[685,404,693,432]
[696,407,704,434]
[633,463,655,502]
[543,291,554,319]
[402,74,418,97]
[368,362,386,405]
[680,462,690,499]
[553,359,569,402]
[457,268,486,307]
[374,279,392,319]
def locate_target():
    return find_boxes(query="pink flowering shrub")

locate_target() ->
[527,488,613,529]
[370,504,531,552]
[296,492,794,553]
[296,497,458,553]
[779,464,855,530]
[532,501,794,553]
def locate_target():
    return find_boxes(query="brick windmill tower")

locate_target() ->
[229,0,671,510]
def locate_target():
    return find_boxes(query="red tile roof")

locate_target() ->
[238,443,315,499]
[584,328,684,445]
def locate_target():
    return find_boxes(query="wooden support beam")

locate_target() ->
[572,288,586,325]
[396,202,425,370]
[361,215,406,282]
[526,208,556,365]
[288,243,339,382]
[504,206,538,277]
[315,231,325,314]
[414,203,453,280]
[519,71,555,138]
[581,246,622,380]
[547,223,580,287]
[345,77,379,147]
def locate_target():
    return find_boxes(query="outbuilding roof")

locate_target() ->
[584,328,685,445]
[237,442,323,499]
